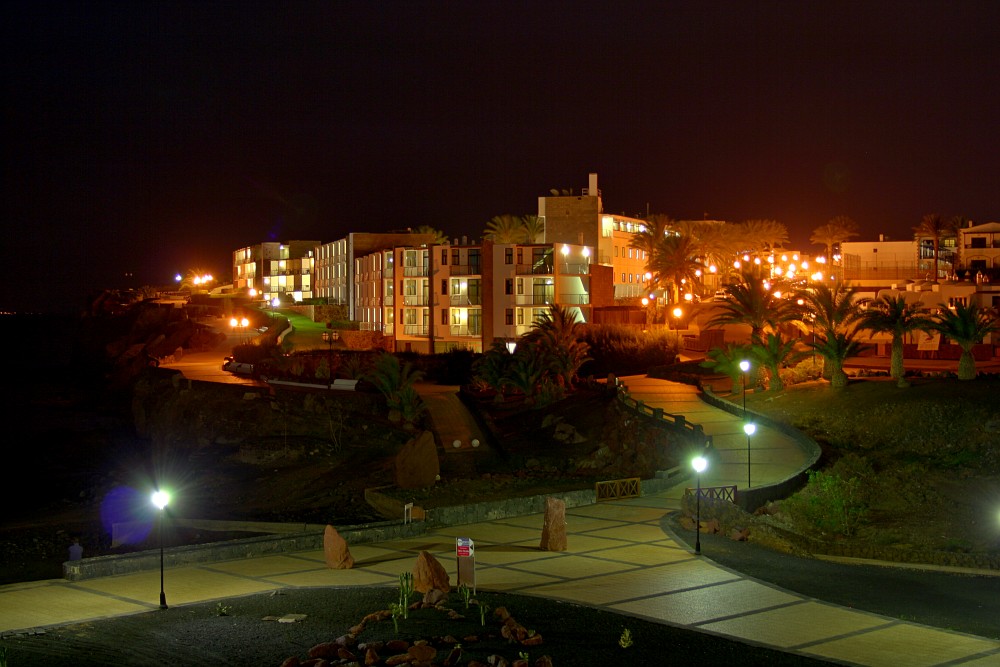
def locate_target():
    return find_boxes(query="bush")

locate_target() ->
[781,468,870,537]
[581,324,678,377]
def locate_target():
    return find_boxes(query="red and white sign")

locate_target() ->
[456,537,474,558]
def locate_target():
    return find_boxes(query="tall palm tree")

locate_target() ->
[483,214,527,243]
[855,295,931,387]
[646,234,703,303]
[738,219,789,253]
[629,214,674,258]
[809,330,867,389]
[913,213,947,280]
[520,214,545,243]
[810,216,859,261]
[927,302,999,380]
[410,225,449,244]
[708,272,797,345]
[795,282,862,380]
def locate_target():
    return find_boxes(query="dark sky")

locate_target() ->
[4,1,1000,313]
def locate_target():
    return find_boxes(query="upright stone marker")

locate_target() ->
[540,497,568,551]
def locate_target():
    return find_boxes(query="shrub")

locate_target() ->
[781,468,870,537]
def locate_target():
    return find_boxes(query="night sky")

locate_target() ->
[4,1,1000,313]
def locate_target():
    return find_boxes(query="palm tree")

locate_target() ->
[795,282,862,380]
[483,214,527,243]
[522,304,591,388]
[365,352,425,424]
[738,219,789,253]
[410,225,449,244]
[629,214,674,258]
[913,213,951,280]
[707,272,797,345]
[751,333,806,392]
[521,214,545,243]
[645,234,703,304]
[855,295,932,386]
[927,302,999,380]
[501,346,546,402]
[809,330,867,389]
[700,343,751,394]
[810,216,859,261]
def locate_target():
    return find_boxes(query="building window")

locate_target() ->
[516,278,524,295]
[517,309,524,325]
[505,248,513,264]
[442,279,448,294]
[517,248,523,265]
[452,248,460,265]
[442,309,449,325]
[505,308,514,325]
[621,273,626,282]
[505,278,514,294]
[441,249,447,265]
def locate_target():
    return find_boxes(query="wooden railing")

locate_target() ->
[595,477,641,502]
[684,485,737,503]
[611,377,713,448]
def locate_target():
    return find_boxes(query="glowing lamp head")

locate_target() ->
[641,297,649,306]
[229,318,238,327]
[151,490,170,510]
[739,360,750,373]
[561,245,570,256]
[692,456,708,474]
[744,422,756,436]
[672,307,683,318]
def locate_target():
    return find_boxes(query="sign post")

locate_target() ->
[456,537,476,593]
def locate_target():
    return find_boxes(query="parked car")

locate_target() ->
[222,356,254,375]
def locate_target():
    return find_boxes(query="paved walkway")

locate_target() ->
[618,375,811,494]
[4,377,999,665]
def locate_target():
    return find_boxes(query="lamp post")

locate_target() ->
[739,359,750,415]
[271,297,280,320]
[322,330,339,379]
[692,456,708,555]
[744,422,756,489]
[151,489,170,609]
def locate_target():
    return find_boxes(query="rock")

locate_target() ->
[386,653,413,666]
[394,431,440,490]
[385,639,410,652]
[729,527,750,541]
[279,657,300,667]
[539,497,567,551]
[443,646,463,666]
[323,525,354,569]
[534,656,554,667]
[678,515,696,531]
[308,642,340,659]
[552,421,586,443]
[413,551,451,593]
[364,647,380,665]
[408,644,437,662]
[702,518,721,534]
[422,588,447,606]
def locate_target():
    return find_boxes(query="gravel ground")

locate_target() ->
[0,587,841,666]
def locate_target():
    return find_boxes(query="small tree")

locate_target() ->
[365,352,425,424]
[855,295,931,387]
[927,302,999,380]
[751,333,806,392]
[700,343,751,393]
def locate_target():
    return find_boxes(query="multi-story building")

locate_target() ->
[354,239,608,354]
[314,232,436,319]
[538,173,650,299]
[232,240,319,303]
[959,222,1000,276]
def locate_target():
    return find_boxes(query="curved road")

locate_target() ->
[664,515,1000,640]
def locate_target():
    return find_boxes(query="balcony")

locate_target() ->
[448,325,483,337]
[403,266,429,277]
[383,295,394,306]
[515,263,554,276]
[560,293,591,305]
[402,295,429,306]
[448,264,481,276]
[515,295,554,305]
[449,294,483,305]
[402,325,429,336]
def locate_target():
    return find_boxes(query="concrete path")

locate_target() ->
[5,376,998,665]
[618,375,811,495]
[3,491,998,666]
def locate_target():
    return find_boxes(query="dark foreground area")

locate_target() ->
[0,587,839,666]
[664,515,1000,640]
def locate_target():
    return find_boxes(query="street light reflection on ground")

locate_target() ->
[151,489,170,609]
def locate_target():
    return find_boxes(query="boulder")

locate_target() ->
[539,497,567,552]
[323,525,355,569]
[394,431,440,490]
[413,551,451,593]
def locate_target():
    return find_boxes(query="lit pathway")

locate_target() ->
[616,375,811,499]
[2,492,998,666]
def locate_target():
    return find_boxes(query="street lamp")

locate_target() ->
[322,330,339,380]
[743,422,756,488]
[270,297,280,319]
[151,489,170,609]
[739,359,750,415]
[692,456,708,555]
